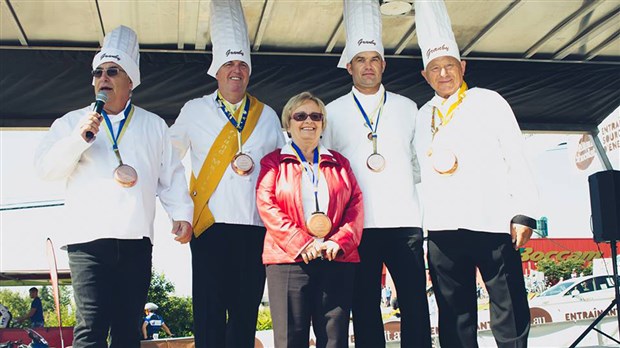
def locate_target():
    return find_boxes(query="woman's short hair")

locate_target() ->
[281,91,327,133]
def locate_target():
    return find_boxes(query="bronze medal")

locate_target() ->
[431,149,458,175]
[366,153,386,172]
[231,153,255,176]
[114,164,138,187]
[367,132,374,141]
[306,212,332,238]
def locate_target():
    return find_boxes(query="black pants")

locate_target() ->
[191,223,266,348]
[68,238,152,348]
[352,227,431,348]
[428,230,530,348]
[267,261,355,348]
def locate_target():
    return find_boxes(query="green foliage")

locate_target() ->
[161,296,193,338]
[147,271,175,309]
[43,304,77,327]
[536,258,593,286]
[256,306,272,331]
[145,269,193,338]
[0,289,30,327]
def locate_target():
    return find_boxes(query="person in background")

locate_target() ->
[15,287,44,328]
[34,25,193,348]
[170,1,285,346]
[414,1,539,347]
[385,286,392,307]
[322,1,431,347]
[0,303,12,329]
[142,302,173,340]
[256,92,364,348]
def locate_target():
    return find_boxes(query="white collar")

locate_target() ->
[351,84,385,101]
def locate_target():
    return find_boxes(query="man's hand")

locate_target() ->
[79,111,103,142]
[511,223,533,250]
[172,220,192,244]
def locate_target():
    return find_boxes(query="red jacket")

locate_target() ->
[256,148,364,264]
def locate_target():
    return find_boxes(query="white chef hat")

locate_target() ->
[337,0,384,69]
[415,0,461,69]
[207,0,252,78]
[92,25,141,89]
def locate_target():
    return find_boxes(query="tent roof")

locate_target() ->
[1,0,619,130]
[0,270,72,287]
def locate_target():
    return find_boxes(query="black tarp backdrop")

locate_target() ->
[1,48,619,130]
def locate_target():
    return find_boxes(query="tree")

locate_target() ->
[536,258,593,286]
[145,269,193,338]
[0,289,29,328]
[39,285,76,327]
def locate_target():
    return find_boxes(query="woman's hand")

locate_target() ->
[300,240,322,264]
[320,240,341,261]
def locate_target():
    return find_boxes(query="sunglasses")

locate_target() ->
[291,112,323,122]
[91,67,125,78]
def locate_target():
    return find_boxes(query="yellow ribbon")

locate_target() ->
[431,82,468,137]
[189,94,264,237]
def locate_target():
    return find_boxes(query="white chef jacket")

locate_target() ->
[34,102,194,248]
[414,87,539,233]
[323,85,423,229]
[170,91,285,227]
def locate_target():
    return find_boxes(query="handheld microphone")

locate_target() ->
[85,91,108,140]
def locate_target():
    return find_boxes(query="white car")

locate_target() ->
[529,274,619,306]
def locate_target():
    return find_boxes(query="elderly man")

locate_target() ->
[413,1,539,347]
[170,1,284,347]
[322,1,431,347]
[35,26,193,348]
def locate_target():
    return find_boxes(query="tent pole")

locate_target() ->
[590,129,613,170]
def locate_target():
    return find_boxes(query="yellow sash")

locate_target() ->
[190,94,264,237]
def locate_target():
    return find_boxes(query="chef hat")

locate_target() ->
[337,0,384,69]
[92,25,141,89]
[415,0,461,68]
[207,0,252,78]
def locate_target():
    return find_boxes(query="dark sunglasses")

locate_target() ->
[91,67,125,78]
[291,112,323,122]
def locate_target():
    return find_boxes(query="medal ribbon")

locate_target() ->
[353,90,387,154]
[431,82,468,138]
[216,92,250,153]
[291,142,322,213]
[102,103,135,165]
[353,90,387,140]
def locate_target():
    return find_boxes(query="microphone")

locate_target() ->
[85,91,108,140]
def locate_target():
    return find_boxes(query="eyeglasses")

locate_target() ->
[291,112,323,122]
[91,67,125,78]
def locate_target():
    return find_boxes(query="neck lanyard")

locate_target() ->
[431,82,468,138]
[353,90,387,139]
[217,92,251,152]
[217,92,250,131]
[102,103,134,165]
[291,142,322,212]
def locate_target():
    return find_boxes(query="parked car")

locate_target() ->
[529,275,620,306]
